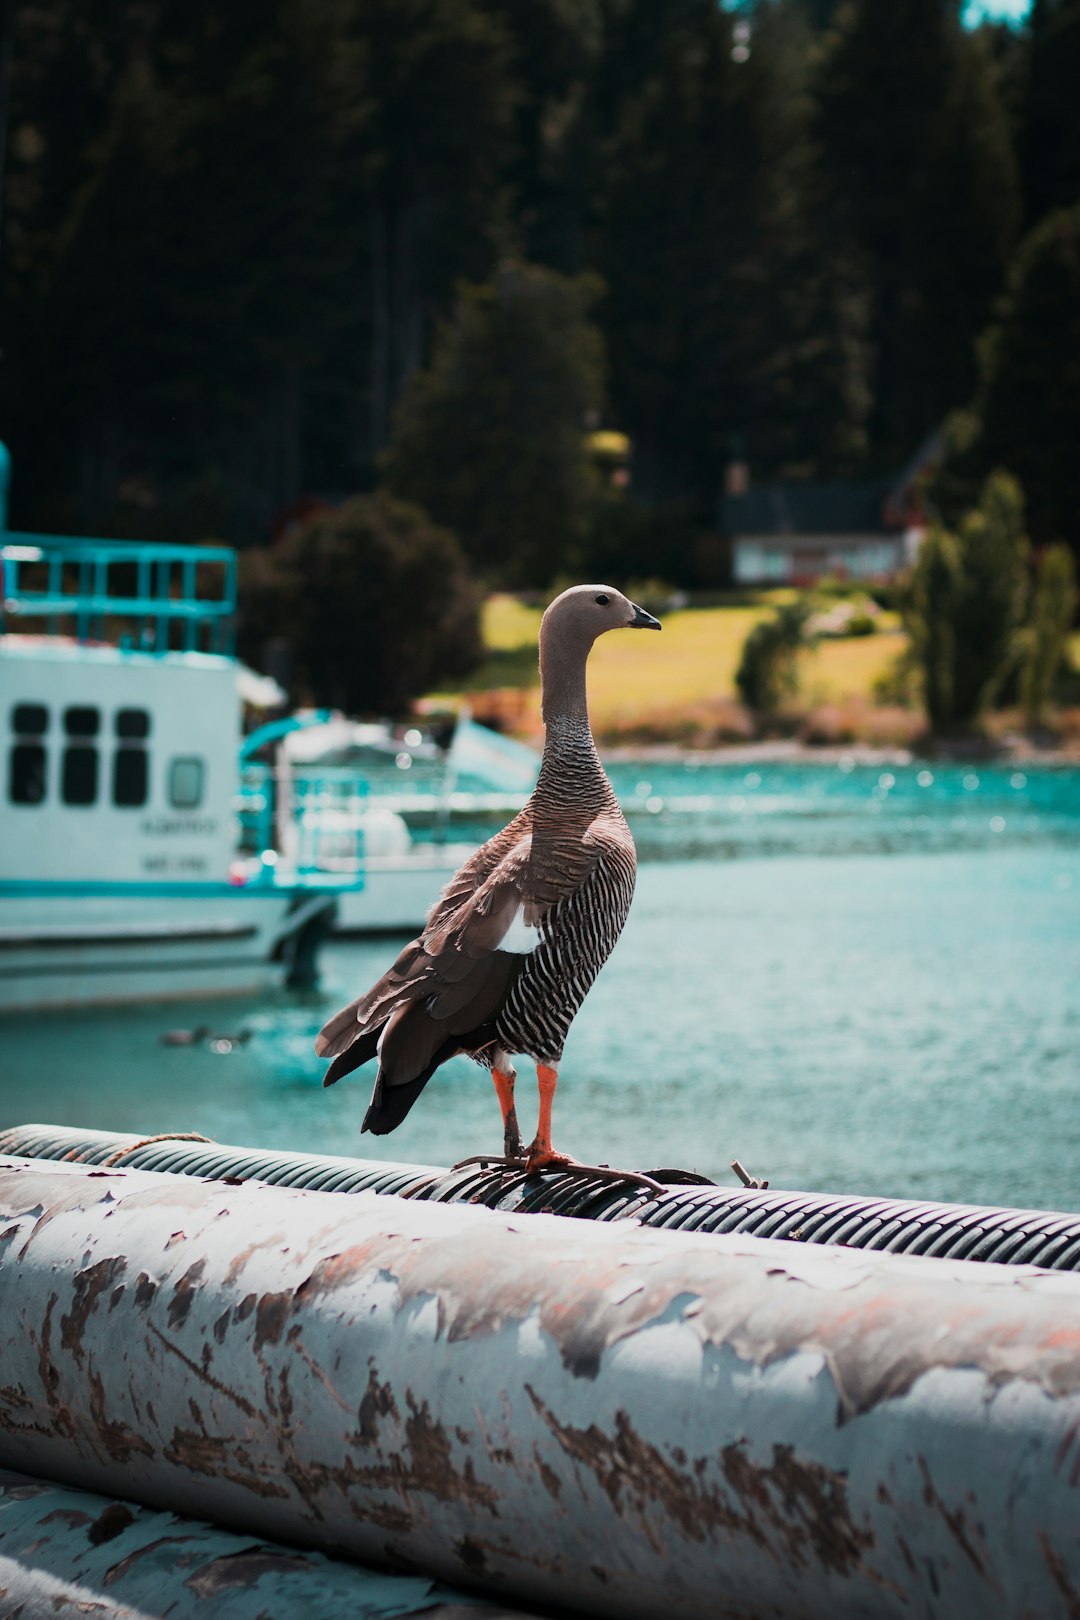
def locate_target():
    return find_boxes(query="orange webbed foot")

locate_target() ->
[524,1145,577,1174]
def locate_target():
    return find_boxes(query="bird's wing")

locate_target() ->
[347,837,539,1095]
[315,821,538,1060]
[422,834,534,966]
[421,804,531,933]
[316,805,630,1068]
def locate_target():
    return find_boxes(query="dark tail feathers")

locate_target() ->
[321,1018,454,1133]
[361,1039,458,1134]
[322,1027,382,1087]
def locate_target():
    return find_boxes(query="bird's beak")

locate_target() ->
[629,601,662,630]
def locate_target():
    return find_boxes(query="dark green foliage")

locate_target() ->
[573,494,710,589]
[941,206,1080,556]
[353,0,518,455]
[812,0,1018,469]
[735,600,812,715]
[3,0,516,537]
[950,473,1029,720]
[476,0,601,271]
[907,471,1028,733]
[1020,543,1079,724]
[0,0,1059,574]
[239,493,482,713]
[382,263,604,587]
[908,527,961,732]
[597,3,843,506]
[1018,0,1080,227]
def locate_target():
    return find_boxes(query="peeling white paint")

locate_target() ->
[0,1154,1079,1620]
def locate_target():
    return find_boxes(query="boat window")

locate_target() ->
[169,756,204,809]
[62,706,100,806]
[116,708,151,740]
[62,746,99,806]
[64,706,100,737]
[9,744,47,804]
[113,708,150,807]
[113,749,149,807]
[12,703,48,737]
[9,705,49,805]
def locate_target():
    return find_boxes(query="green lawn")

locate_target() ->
[432,593,911,741]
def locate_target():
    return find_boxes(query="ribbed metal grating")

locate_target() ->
[4,1121,1080,1271]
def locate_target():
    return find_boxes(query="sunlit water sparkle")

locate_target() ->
[2,761,1077,1212]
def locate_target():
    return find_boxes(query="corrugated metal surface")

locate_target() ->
[4,1121,1080,1270]
[2,1153,1080,1620]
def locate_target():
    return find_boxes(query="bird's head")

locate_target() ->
[540,584,661,655]
[538,584,661,723]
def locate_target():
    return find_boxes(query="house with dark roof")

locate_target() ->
[721,434,940,586]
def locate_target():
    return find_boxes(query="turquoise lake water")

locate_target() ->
[2,760,1078,1212]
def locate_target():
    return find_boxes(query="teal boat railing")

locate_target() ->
[238,765,369,875]
[1,533,236,654]
[239,710,334,763]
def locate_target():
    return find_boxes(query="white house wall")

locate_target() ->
[733,535,903,584]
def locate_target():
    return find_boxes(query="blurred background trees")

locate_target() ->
[239,492,481,713]
[1020,543,1079,727]
[735,599,812,716]
[906,472,1028,733]
[938,204,1080,554]
[2,0,1079,669]
[382,264,604,587]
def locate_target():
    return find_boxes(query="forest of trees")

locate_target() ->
[2,0,1079,588]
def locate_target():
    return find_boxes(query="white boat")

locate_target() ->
[239,710,539,935]
[0,526,351,1011]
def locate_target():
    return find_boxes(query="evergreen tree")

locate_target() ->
[812,0,1019,468]
[2,0,516,538]
[909,525,961,734]
[382,262,604,586]
[943,206,1080,557]
[0,0,1059,568]
[950,470,1029,720]
[1018,0,1080,229]
[742,0,867,476]
[907,471,1028,732]
[597,9,770,508]
[351,0,517,458]
[1020,543,1078,725]
[476,0,601,271]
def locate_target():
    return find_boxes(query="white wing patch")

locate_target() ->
[500,903,541,955]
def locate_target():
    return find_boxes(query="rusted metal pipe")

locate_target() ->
[0,1468,542,1619]
[4,1120,1080,1271]
[1,1153,1079,1620]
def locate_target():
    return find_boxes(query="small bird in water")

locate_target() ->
[159,1027,251,1051]
[316,585,661,1175]
[160,1026,210,1047]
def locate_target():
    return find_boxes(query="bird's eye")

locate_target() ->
[595,593,610,606]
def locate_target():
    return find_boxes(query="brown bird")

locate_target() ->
[315,585,661,1174]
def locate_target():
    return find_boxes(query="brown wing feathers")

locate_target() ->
[350,953,520,1133]
[316,825,533,1129]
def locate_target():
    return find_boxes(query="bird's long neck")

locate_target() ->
[539,626,589,727]
[536,632,615,814]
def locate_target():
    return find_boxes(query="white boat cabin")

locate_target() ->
[4,640,240,889]
[0,528,341,1009]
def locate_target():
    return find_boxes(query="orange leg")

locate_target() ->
[492,1062,524,1160]
[525,1064,576,1173]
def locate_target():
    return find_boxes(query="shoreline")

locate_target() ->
[598,738,1080,767]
